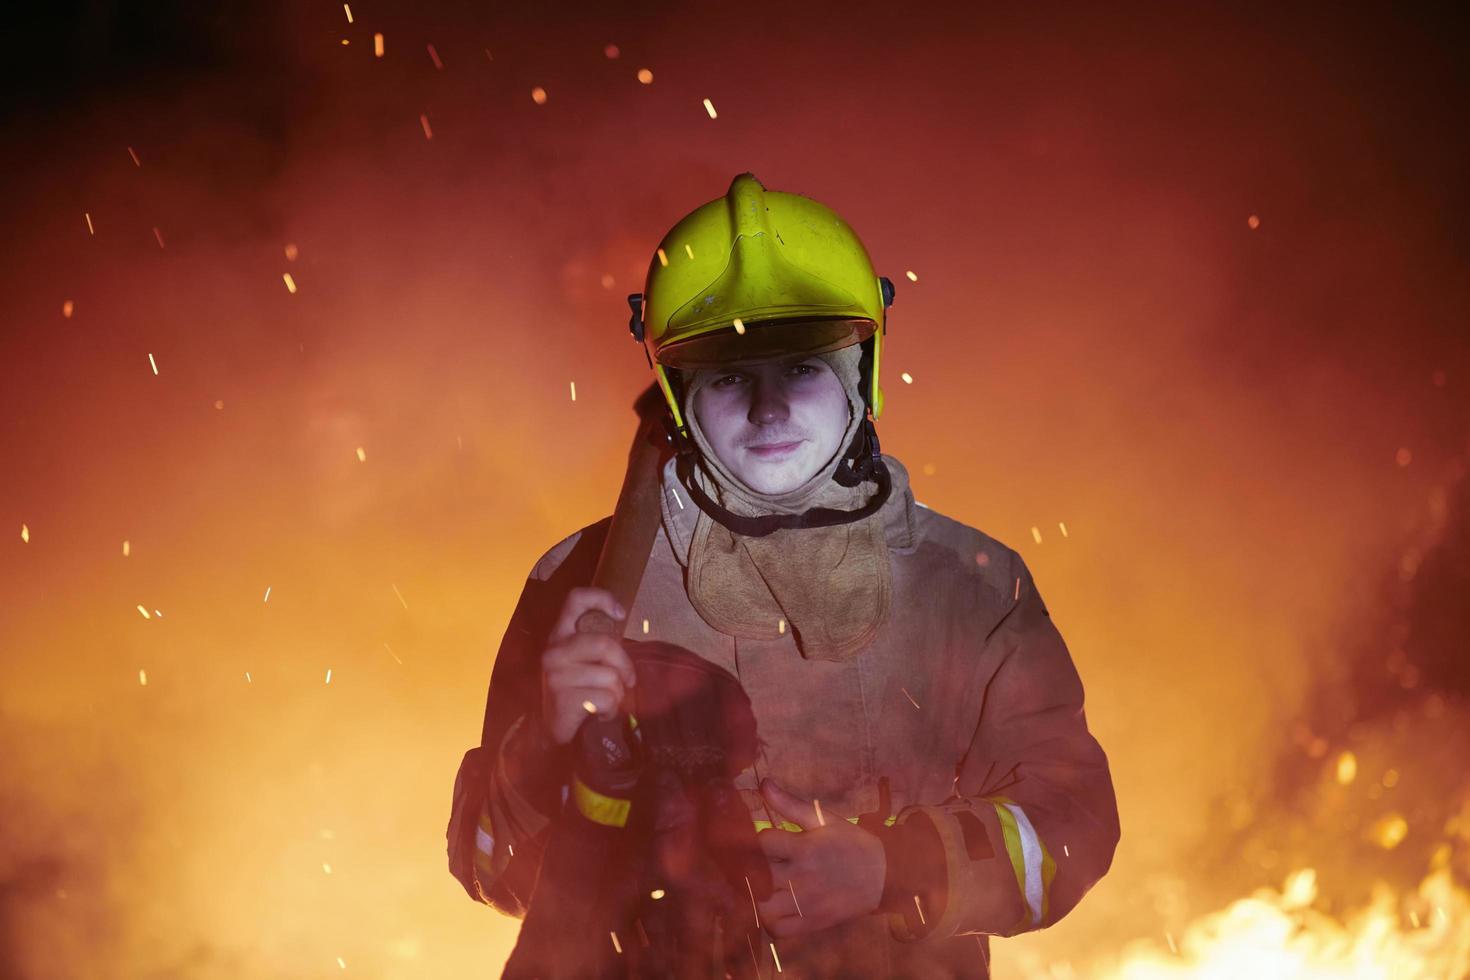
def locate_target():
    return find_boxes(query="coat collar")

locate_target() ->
[658,452,919,568]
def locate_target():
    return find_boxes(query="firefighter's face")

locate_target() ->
[691,354,850,494]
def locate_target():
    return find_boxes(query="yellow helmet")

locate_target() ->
[628,173,895,439]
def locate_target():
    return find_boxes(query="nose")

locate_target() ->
[747,376,789,426]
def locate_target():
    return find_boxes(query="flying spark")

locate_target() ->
[770,943,782,973]
[245,671,252,683]
[1013,577,1020,600]
[650,888,666,900]
[778,618,786,634]
[263,586,271,602]
[901,372,913,384]
[420,113,433,140]
[582,700,597,713]
[905,270,918,282]
[325,668,333,684]
[684,243,694,259]
[427,43,443,70]
[669,486,684,509]
[148,353,158,375]
[703,98,717,118]
[20,524,30,543]
[656,248,668,267]
[642,619,649,634]
[324,862,333,874]
[813,799,825,826]
[127,146,141,167]
[733,317,745,335]
[1031,526,1043,544]
[85,212,94,235]
[1059,521,1069,537]
[788,880,803,916]
[569,380,577,401]
[374,33,384,57]
[901,687,921,709]
[609,932,623,954]
[913,895,926,924]
[337,957,346,969]
[283,272,297,294]
[139,669,148,686]
[122,540,130,557]
[746,876,761,927]
[342,3,352,23]
[62,299,74,317]
[1166,931,1178,953]
[392,583,408,609]
[356,447,366,462]
[152,227,165,249]
[384,643,403,664]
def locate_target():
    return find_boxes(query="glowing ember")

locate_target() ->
[373,33,384,57]
[284,243,299,261]
[419,113,433,140]
[733,317,745,335]
[703,98,718,118]
[282,272,297,294]
[642,618,649,634]
[778,618,786,634]
[637,68,653,84]
[582,699,597,713]
[1060,521,1070,537]
[1248,214,1261,229]
[355,447,366,462]
[138,669,147,686]
[901,371,913,383]
[122,540,130,557]
[325,668,333,684]
[427,43,443,70]
[1337,751,1358,785]
[569,380,577,401]
[1370,813,1409,850]
[1396,447,1413,467]
[650,888,665,900]
[1032,526,1043,544]
[531,87,548,105]
[906,270,918,282]
[604,44,620,59]
[20,524,29,543]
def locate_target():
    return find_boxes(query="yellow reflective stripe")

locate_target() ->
[752,815,897,833]
[572,775,631,828]
[987,796,1053,930]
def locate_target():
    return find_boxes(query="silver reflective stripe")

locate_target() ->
[475,826,494,856]
[1002,803,1044,927]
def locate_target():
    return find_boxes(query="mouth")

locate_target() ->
[745,440,804,460]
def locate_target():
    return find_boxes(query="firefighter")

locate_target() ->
[448,173,1120,977]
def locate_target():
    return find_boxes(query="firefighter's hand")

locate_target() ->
[754,779,886,937]
[540,587,636,745]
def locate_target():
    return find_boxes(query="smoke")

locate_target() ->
[2,2,1468,976]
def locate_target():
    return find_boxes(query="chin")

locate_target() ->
[733,452,822,495]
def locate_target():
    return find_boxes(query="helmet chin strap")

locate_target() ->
[675,418,891,538]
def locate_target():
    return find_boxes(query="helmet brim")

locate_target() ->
[656,316,875,370]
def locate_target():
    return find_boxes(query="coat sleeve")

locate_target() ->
[877,551,1120,942]
[445,517,611,915]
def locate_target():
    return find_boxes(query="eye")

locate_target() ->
[711,372,746,388]
[786,363,820,377]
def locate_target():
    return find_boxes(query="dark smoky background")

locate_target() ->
[2,2,1467,976]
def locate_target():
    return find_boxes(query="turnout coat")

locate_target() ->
[448,455,1119,978]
